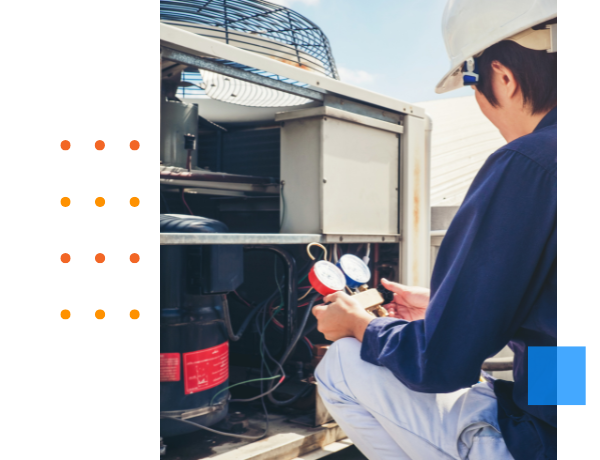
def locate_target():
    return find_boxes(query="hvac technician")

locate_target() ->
[312,1,557,459]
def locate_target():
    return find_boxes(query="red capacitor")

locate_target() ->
[308,260,347,296]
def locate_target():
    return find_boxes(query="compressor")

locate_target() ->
[160,214,243,437]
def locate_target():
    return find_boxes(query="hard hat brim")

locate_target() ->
[435,64,466,94]
[435,25,556,94]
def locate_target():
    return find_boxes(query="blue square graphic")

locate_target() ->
[528,347,557,405]
[557,347,586,405]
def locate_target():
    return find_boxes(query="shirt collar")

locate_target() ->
[534,106,557,132]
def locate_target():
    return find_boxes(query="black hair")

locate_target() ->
[477,40,557,115]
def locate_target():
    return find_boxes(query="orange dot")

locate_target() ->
[130,253,140,263]
[130,140,140,150]
[61,309,71,319]
[61,197,71,207]
[61,253,71,263]
[95,197,105,207]
[95,309,105,319]
[130,309,140,319]
[95,140,105,150]
[95,253,105,263]
[130,197,140,207]
[61,140,71,150]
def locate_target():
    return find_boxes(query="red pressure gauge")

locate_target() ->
[308,260,347,296]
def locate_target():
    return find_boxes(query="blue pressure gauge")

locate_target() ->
[337,254,371,288]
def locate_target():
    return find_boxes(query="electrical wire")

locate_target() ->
[295,246,325,286]
[232,290,253,308]
[298,287,313,301]
[160,415,268,441]
[306,243,328,261]
[261,337,315,406]
[210,375,282,406]
[260,304,282,374]
[180,188,194,215]
[271,315,313,350]
[274,256,284,303]
[266,293,321,406]
[220,255,320,409]
[230,302,287,403]
[221,294,262,342]
[279,181,285,230]
[301,319,318,337]
[241,286,317,403]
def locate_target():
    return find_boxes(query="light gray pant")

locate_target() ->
[315,338,514,460]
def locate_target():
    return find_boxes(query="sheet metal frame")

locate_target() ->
[160,23,431,288]
[160,23,425,118]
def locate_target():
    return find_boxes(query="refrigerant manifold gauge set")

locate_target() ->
[306,244,393,317]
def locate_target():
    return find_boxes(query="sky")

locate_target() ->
[269,0,473,103]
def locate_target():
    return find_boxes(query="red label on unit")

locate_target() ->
[160,353,181,382]
[183,342,229,395]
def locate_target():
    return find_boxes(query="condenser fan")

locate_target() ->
[160,0,338,107]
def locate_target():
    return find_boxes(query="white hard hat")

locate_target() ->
[436,0,557,94]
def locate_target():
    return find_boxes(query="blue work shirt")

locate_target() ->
[361,107,557,460]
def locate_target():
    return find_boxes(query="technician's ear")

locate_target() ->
[490,60,519,101]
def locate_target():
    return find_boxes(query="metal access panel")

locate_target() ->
[277,106,402,235]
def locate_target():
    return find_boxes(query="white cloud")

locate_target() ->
[269,0,321,7]
[338,67,377,86]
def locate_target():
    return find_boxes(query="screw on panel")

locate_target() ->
[339,237,343,241]
[323,179,327,183]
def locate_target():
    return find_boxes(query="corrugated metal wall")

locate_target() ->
[417,96,505,207]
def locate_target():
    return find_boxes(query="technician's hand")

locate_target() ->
[380,278,430,321]
[312,292,374,342]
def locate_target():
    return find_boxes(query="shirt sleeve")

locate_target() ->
[360,149,557,393]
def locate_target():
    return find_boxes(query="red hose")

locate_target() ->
[180,189,194,215]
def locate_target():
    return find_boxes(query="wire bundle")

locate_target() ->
[161,246,330,440]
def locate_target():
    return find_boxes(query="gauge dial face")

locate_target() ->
[310,260,346,294]
[339,254,371,285]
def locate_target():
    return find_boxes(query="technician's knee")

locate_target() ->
[314,337,361,388]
